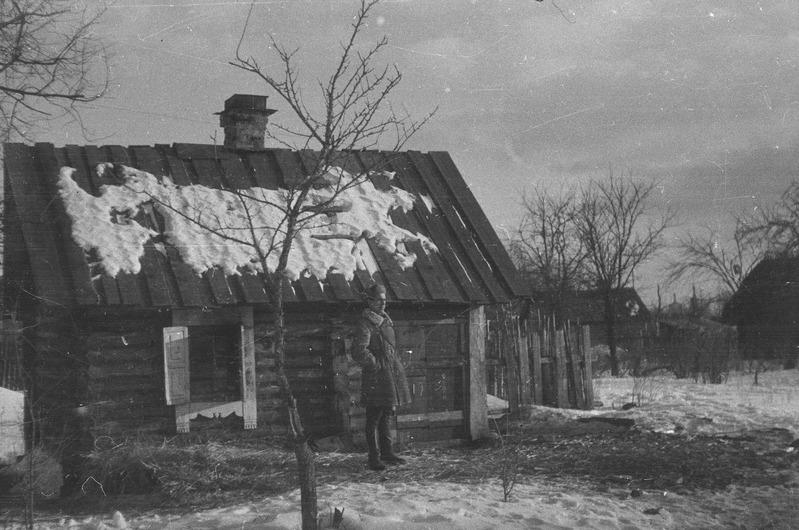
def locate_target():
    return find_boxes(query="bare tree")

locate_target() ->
[667,219,767,297]
[575,172,674,376]
[196,3,431,528]
[0,0,108,141]
[737,180,799,258]
[511,187,585,325]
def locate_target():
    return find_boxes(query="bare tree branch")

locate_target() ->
[738,180,799,258]
[575,171,675,375]
[511,186,586,324]
[0,0,109,141]
[232,0,435,161]
[221,3,440,527]
[667,219,767,296]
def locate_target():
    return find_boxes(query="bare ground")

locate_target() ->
[4,417,796,526]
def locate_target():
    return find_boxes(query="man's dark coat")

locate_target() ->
[353,309,412,408]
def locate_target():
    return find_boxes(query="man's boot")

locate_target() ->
[368,452,387,470]
[378,413,406,465]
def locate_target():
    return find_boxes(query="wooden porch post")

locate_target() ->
[468,305,488,440]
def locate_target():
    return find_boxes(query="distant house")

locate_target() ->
[3,94,530,451]
[556,288,652,348]
[723,256,799,365]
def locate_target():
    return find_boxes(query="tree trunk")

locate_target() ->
[604,295,620,376]
[295,435,318,530]
[270,278,318,529]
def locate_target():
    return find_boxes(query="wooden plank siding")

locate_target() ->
[365,238,421,301]
[83,145,147,306]
[205,268,237,305]
[428,152,531,298]
[77,147,120,305]
[4,144,73,306]
[159,146,194,186]
[81,309,173,435]
[130,145,168,177]
[394,153,484,303]
[245,150,281,190]
[43,144,101,306]
[64,145,95,192]
[409,151,508,303]
[105,146,171,307]
[164,244,210,307]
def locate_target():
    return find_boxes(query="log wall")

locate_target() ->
[82,310,172,437]
[29,304,477,445]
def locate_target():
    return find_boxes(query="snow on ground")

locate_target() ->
[17,370,799,529]
[590,369,799,436]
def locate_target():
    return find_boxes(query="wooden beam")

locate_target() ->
[467,306,488,440]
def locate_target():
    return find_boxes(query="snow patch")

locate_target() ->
[419,193,436,213]
[57,164,438,282]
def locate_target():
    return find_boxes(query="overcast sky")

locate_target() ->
[38,0,799,305]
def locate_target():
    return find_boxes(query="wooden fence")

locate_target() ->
[486,305,593,413]
[0,319,24,391]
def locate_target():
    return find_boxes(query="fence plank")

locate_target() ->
[554,330,568,408]
[581,325,594,409]
[517,317,532,407]
[541,329,554,406]
[565,328,584,409]
[504,317,520,415]
[530,330,543,405]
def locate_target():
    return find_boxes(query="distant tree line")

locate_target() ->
[514,168,799,377]
[511,171,675,376]
[667,180,799,302]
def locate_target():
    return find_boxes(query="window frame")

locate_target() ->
[164,306,256,433]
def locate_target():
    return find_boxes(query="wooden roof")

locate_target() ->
[4,142,530,308]
[557,288,651,324]
[722,256,799,325]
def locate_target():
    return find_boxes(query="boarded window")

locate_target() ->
[164,326,189,405]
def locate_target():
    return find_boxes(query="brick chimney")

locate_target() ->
[217,94,277,150]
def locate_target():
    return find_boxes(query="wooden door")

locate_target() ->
[395,319,467,444]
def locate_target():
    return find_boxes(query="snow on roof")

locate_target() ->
[57,164,437,282]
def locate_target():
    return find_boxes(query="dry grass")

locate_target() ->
[11,420,798,520]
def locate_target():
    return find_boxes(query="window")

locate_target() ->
[188,325,241,402]
[164,307,256,433]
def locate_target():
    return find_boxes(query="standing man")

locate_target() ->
[352,284,411,470]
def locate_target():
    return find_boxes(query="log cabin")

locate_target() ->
[3,94,530,453]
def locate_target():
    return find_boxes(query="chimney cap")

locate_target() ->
[217,94,277,115]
